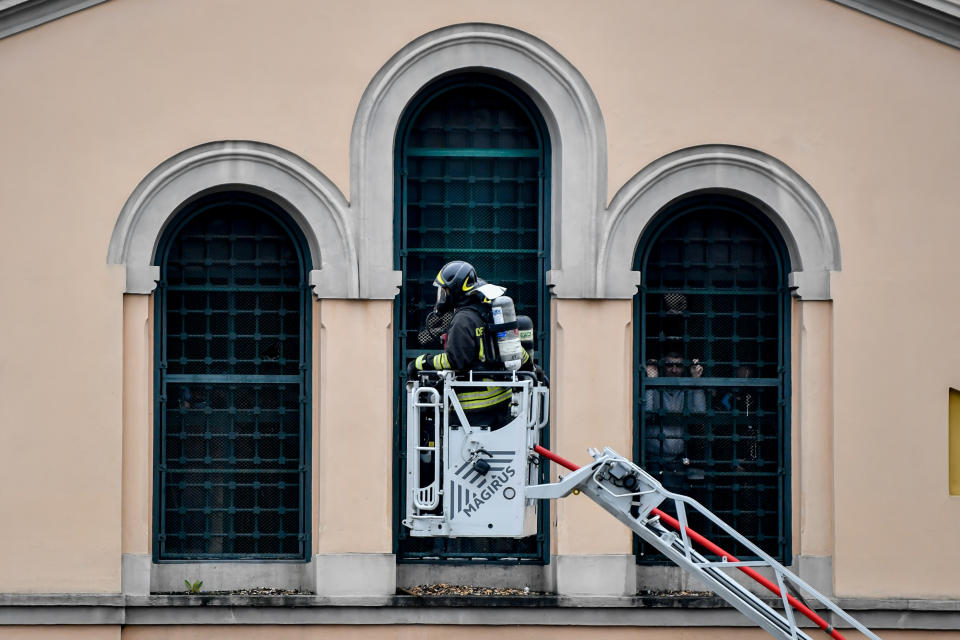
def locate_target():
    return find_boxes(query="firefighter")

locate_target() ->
[406,260,534,428]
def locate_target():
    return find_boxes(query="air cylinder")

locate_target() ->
[491,296,523,370]
[517,315,534,360]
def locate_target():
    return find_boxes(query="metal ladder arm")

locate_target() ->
[526,447,882,640]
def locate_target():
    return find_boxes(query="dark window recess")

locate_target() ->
[635,194,791,563]
[154,194,310,561]
[394,76,551,563]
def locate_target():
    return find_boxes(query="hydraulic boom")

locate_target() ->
[527,445,882,640]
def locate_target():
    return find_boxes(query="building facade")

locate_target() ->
[2,0,960,637]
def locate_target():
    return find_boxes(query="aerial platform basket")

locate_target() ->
[404,369,548,538]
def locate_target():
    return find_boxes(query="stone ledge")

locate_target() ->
[2,593,960,629]
[0,594,126,606]
[6,593,960,610]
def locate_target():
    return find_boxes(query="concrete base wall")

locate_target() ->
[556,554,636,597]
[134,554,398,595]
[150,562,313,594]
[312,554,396,596]
[636,555,835,599]
[636,564,713,594]
[796,554,834,598]
[121,554,151,596]
[398,563,554,593]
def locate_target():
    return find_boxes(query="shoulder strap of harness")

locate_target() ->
[463,301,502,367]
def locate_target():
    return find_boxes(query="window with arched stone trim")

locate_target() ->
[634,193,791,563]
[393,74,551,563]
[154,192,311,561]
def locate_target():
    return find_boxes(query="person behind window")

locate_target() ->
[644,352,706,413]
[643,352,706,490]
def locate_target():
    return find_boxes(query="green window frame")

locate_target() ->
[393,74,551,563]
[633,193,791,564]
[153,192,312,561]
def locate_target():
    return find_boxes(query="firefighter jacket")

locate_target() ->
[411,299,531,413]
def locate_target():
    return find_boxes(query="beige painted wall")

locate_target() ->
[552,299,634,555]
[1,0,958,598]
[315,300,394,553]
[122,295,153,555]
[794,301,835,560]
[0,263,125,593]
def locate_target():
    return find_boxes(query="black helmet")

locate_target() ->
[433,260,482,312]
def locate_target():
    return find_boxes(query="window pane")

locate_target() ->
[396,79,548,562]
[156,194,308,561]
[636,195,788,562]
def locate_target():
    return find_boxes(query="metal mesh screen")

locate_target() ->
[636,195,789,562]
[156,195,308,560]
[401,156,542,344]
[395,80,549,562]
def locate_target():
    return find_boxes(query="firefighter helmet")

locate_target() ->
[434,260,482,312]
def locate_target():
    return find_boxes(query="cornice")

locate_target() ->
[2,0,959,51]
[830,0,960,49]
[0,0,108,40]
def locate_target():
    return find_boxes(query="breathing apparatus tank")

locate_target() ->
[490,296,523,370]
[517,315,534,361]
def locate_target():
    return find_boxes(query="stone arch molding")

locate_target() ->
[598,145,841,300]
[351,22,607,298]
[107,141,358,298]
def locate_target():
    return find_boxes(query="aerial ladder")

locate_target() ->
[404,371,881,640]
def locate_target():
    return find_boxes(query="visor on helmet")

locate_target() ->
[434,282,453,313]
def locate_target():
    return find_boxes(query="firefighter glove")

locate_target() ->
[406,359,419,379]
[534,364,549,388]
[406,355,432,379]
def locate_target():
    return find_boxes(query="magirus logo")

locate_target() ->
[450,450,517,518]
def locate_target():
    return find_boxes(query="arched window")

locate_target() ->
[394,75,551,563]
[635,193,791,562]
[154,192,311,561]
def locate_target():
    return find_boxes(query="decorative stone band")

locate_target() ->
[107,141,358,299]
[598,145,841,301]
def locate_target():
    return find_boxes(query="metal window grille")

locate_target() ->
[635,195,791,563]
[394,78,550,563]
[154,194,310,561]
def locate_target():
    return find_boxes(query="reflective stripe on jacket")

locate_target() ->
[456,383,512,410]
